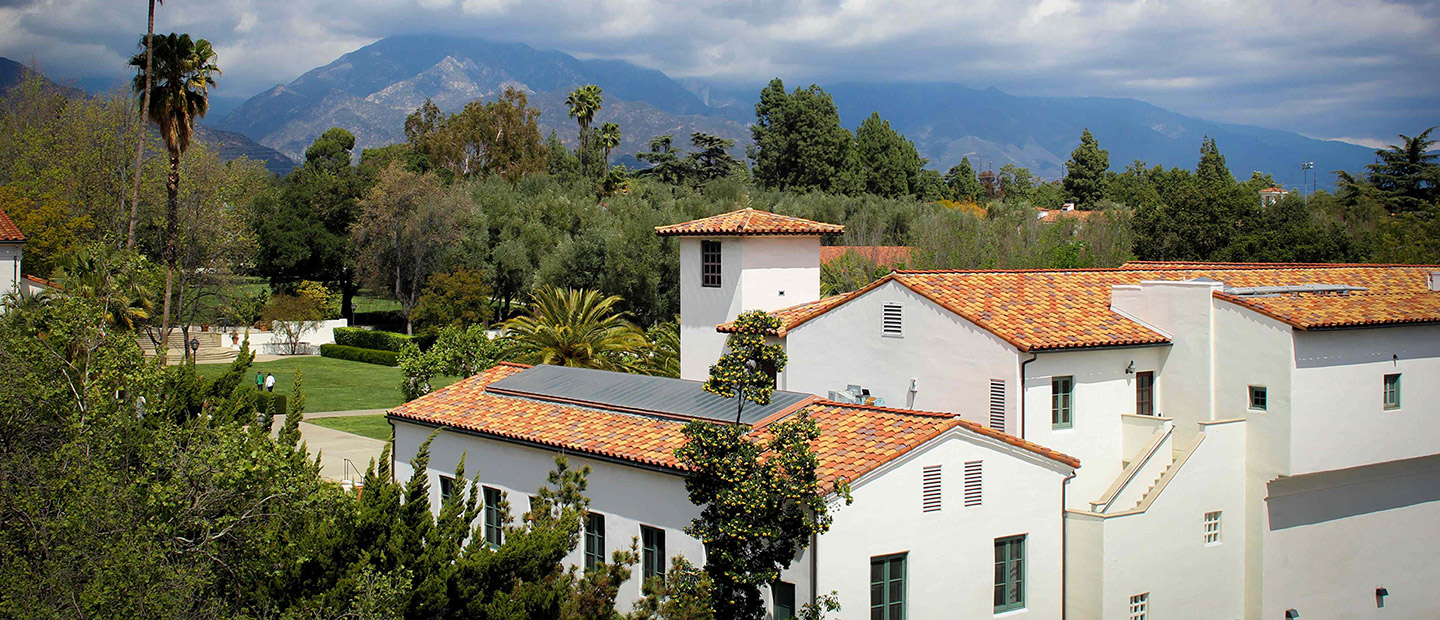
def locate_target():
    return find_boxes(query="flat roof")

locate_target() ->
[485,364,814,425]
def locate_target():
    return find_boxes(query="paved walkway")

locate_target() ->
[271,411,390,482]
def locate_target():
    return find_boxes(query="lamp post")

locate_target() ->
[188,337,200,365]
[1301,161,1314,203]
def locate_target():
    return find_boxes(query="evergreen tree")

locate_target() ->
[685,132,743,183]
[1195,136,1234,189]
[1062,129,1111,208]
[945,157,985,203]
[750,79,858,194]
[1365,126,1439,213]
[854,112,922,198]
[636,135,688,185]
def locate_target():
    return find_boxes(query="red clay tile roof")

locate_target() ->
[819,245,913,266]
[21,274,60,289]
[655,208,844,237]
[1036,209,1100,223]
[0,207,24,242]
[734,263,1440,349]
[388,363,1079,486]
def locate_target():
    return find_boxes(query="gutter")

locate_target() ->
[387,413,685,476]
[1019,352,1038,439]
[1062,469,1075,620]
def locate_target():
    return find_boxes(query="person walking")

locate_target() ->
[264,373,276,393]
[255,371,264,390]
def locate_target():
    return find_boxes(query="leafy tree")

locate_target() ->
[702,310,787,423]
[598,122,623,168]
[854,112,923,198]
[944,157,985,203]
[128,32,220,362]
[1104,159,1161,207]
[996,164,1037,203]
[399,325,508,400]
[412,267,495,331]
[1062,129,1111,208]
[52,242,158,331]
[626,557,715,620]
[750,79,859,194]
[503,287,649,372]
[1364,126,1439,213]
[675,410,848,620]
[418,88,548,182]
[350,163,462,334]
[642,321,680,378]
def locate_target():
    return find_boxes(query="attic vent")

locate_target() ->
[921,465,942,512]
[989,379,1006,432]
[882,303,903,337]
[964,461,983,507]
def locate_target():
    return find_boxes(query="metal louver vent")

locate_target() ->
[964,461,982,507]
[989,379,1006,432]
[882,303,903,336]
[921,464,942,512]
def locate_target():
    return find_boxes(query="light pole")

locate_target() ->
[1301,161,1314,203]
[188,337,200,366]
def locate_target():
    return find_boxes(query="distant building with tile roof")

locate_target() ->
[817,245,913,267]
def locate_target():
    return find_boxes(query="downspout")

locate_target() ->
[1061,469,1076,620]
[810,531,819,610]
[1019,352,1039,440]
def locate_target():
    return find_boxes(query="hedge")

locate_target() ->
[333,326,412,352]
[254,391,288,417]
[320,343,401,367]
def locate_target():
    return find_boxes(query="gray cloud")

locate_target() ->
[0,0,1435,143]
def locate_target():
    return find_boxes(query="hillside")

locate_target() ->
[217,37,1379,188]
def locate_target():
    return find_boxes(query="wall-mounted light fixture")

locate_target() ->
[1376,587,1388,608]
[1125,361,1135,375]
[1285,609,1299,619]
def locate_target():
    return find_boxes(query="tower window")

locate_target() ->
[701,240,722,288]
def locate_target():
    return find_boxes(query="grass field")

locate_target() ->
[197,356,457,413]
[306,415,394,441]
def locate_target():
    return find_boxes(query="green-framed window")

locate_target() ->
[584,512,605,570]
[1249,386,1267,411]
[773,580,796,620]
[641,525,666,581]
[482,486,504,547]
[994,535,1026,613]
[1051,376,1074,429]
[1384,374,1401,410]
[870,553,906,620]
[438,474,455,503]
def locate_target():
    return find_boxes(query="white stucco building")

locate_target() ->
[0,207,25,302]
[388,208,1440,619]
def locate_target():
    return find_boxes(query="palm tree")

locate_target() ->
[52,245,157,332]
[565,84,603,173]
[502,287,648,372]
[129,33,219,360]
[598,122,622,168]
[126,0,163,250]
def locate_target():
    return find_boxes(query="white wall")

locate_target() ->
[1111,280,1219,432]
[1024,346,1167,508]
[817,428,1072,619]
[391,421,707,610]
[0,242,20,302]
[222,318,349,352]
[1262,455,1440,618]
[1290,324,1440,474]
[678,235,821,381]
[1066,418,1248,620]
[783,280,1019,425]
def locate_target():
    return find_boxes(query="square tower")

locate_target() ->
[656,208,843,380]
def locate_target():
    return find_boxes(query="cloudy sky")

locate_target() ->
[2,0,1436,147]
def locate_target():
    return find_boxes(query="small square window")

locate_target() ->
[1384,374,1401,410]
[1248,386,1267,411]
[1203,510,1222,545]
[1129,593,1149,620]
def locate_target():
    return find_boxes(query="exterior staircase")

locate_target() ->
[136,331,237,364]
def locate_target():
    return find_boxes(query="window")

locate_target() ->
[701,240,722,288]
[1051,376,1074,429]
[870,553,906,620]
[1384,374,1402,410]
[1249,386,1267,411]
[1203,511,1222,545]
[1129,593,1149,620]
[641,525,666,581]
[921,465,942,513]
[438,474,455,503]
[989,379,1006,431]
[882,303,903,337]
[773,581,796,620]
[1135,371,1154,416]
[584,513,606,570]
[994,535,1026,613]
[964,461,983,507]
[483,486,504,547]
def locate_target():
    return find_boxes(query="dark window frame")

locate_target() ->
[701,240,722,288]
[1384,373,1402,410]
[773,580,796,620]
[1249,385,1267,411]
[641,525,666,581]
[584,512,606,570]
[483,486,504,547]
[870,553,907,620]
[1135,371,1154,416]
[1052,376,1074,429]
[994,535,1026,613]
[438,474,456,503]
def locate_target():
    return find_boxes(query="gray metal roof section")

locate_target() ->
[485,364,812,425]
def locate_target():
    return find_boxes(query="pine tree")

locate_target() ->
[750,79,857,194]
[854,112,923,198]
[1062,129,1111,208]
[945,157,985,202]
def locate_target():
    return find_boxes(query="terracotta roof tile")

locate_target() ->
[0,207,24,242]
[655,208,844,237]
[388,364,1079,487]
[818,246,913,266]
[743,263,1440,350]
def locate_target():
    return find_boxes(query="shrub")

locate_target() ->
[320,343,401,367]
[333,327,412,352]
[253,391,288,417]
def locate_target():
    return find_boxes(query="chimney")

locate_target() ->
[1428,272,1440,292]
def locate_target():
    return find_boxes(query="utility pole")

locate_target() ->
[1301,161,1314,204]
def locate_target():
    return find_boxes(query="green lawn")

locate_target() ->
[307,415,394,441]
[197,356,457,413]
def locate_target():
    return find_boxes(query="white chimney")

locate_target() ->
[1428,272,1440,292]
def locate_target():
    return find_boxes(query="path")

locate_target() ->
[271,411,390,482]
